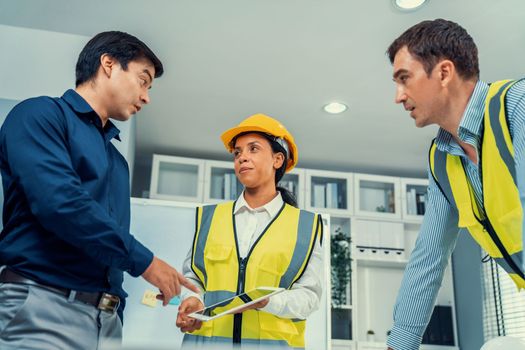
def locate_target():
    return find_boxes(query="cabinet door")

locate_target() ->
[306,170,353,215]
[401,178,429,222]
[149,155,204,202]
[203,160,243,204]
[354,174,401,219]
[278,168,305,208]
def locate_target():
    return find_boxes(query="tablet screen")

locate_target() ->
[189,287,283,320]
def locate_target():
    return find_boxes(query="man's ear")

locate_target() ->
[437,59,455,87]
[273,152,285,170]
[100,54,116,78]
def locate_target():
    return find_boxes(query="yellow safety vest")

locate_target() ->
[429,79,525,289]
[185,201,322,349]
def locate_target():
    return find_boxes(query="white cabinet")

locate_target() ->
[306,169,353,215]
[354,174,401,219]
[149,154,204,202]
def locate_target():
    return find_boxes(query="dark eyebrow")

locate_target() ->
[393,69,409,80]
[234,141,262,150]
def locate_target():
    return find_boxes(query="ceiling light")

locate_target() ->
[393,0,427,11]
[323,102,347,114]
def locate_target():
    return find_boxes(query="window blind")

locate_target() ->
[481,253,525,341]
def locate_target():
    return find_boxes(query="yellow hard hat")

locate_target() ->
[221,113,298,172]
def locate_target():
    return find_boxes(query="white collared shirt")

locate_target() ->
[181,191,323,319]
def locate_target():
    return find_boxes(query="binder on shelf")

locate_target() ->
[416,193,426,215]
[224,173,231,200]
[230,173,238,200]
[407,188,417,215]
[326,183,338,209]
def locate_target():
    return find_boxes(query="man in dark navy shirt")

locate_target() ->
[0,31,198,349]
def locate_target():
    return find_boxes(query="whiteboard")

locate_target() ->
[122,198,330,350]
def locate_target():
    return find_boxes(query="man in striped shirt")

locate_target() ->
[385,19,525,350]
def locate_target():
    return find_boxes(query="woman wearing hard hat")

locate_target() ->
[176,114,323,349]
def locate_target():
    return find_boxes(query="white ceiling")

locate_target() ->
[1,0,524,178]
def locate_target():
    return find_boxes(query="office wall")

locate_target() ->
[452,231,484,350]
[0,98,19,227]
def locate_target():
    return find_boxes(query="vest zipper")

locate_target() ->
[231,202,286,344]
[233,257,247,344]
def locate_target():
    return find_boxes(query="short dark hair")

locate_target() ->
[75,31,164,86]
[387,19,479,80]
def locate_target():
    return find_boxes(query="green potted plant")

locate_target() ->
[366,329,375,342]
[331,227,351,306]
[330,227,352,339]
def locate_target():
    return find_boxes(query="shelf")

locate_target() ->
[356,258,408,268]
[355,342,459,350]
[332,339,356,350]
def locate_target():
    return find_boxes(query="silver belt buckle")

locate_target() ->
[97,293,120,313]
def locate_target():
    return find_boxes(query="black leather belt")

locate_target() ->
[0,268,120,313]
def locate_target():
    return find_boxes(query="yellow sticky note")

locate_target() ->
[141,290,158,308]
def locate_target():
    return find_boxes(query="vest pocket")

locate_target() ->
[204,245,233,263]
[203,245,234,290]
[259,312,299,336]
[256,265,282,287]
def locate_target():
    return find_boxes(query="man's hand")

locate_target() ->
[141,256,200,306]
[176,297,204,333]
[232,298,269,314]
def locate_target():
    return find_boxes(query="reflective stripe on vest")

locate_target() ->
[187,201,321,348]
[429,79,525,289]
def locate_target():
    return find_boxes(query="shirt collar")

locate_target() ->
[435,80,488,154]
[61,89,121,142]
[234,190,284,217]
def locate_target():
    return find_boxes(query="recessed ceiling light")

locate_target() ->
[323,102,347,114]
[393,0,427,11]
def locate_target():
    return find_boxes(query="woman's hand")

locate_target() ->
[176,296,204,333]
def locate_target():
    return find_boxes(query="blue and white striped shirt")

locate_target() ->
[387,79,525,350]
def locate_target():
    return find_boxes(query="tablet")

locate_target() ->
[188,286,284,321]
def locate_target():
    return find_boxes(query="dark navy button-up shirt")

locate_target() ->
[0,89,153,312]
